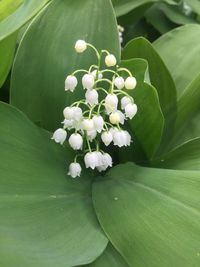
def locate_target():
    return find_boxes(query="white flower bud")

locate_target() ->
[105,54,117,67]
[51,128,67,145]
[75,40,87,53]
[105,94,118,114]
[124,76,137,90]
[85,89,98,106]
[109,112,120,125]
[101,131,113,146]
[68,133,83,150]
[113,130,131,147]
[121,96,133,109]
[84,151,103,169]
[91,70,103,79]
[87,129,97,141]
[82,74,95,89]
[65,75,77,92]
[92,115,104,133]
[114,77,124,89]
[68,162,82,178]
[125,103,137,119]
[82,119,94,131]
[97,153,112,172]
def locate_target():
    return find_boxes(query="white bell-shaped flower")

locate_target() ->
[52,128,67,145]
[105,94,118,114]
[63,107,74,120]
[124,76,137,90]
[72,107,83,121]
[125,103,137,119]
[62,119,74,129]
[68,133,83,150]
[114,76,124,89]
[105,54,117,67]
[68,162,82,178]
[85,89,98,106]
[113,130,131,147]
[82,118,95,131]
[97,153,112,172]
[121,96,133,109]
[109,112,121,125]
[87,129,97,141]
[84,151,102,169]
[92,115,104,133]
[101,131,113,146]
[65,75,78,92]
[82,74,95,89]
[116,110,125,124]
[75,40,87,53]
[91,70,103,79]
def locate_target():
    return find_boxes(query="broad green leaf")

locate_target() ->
[93,163,200,267]
[159,3,196,25]
[112,0,177,17]
[170,72,200,147]
[0,0,23,22]
[0,102,107,267]
[145,4,176,34]
[86,243,129,267]
[154,137,200,170]
[0,33,17,88]
[154,24,200,97]
[122,37,177,149]
[0,0,50,41]
[11,0,120,132]
[120,60,164,161]
[185,0,200,14]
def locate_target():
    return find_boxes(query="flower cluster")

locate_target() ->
[52,40,138,178]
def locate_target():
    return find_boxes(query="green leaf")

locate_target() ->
[119,59,164,161]
[122,37,177,149]
[154,137,200,170]
[0,33,17,88]
[154,24,200,97]
[0,102,107,267]
[158,3,196,25]
[93,162,200,267]
[145,4,177,34]
[86,243,129,267]
[11,0,120,132]
[0,0,23,22]
[112,0,177,17]
[0,0,50,41]
[170,72,200,147]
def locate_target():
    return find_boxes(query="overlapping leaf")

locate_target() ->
[0,102,107,267]
[11,0,120,132]
[93,162,200,267]
[154,24,200,97]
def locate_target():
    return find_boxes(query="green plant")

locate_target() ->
[0,0,200,266]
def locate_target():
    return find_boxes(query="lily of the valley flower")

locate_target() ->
[124,76,137,90]
[105,54,117,67]
[125,103,138,119]
[68,162,82,178]
[52,40,139,178]
[68,133,83,150]
[52,128,67,145]
[82,74,95,89]
[75,40,87,53]
[65,75,78,92]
